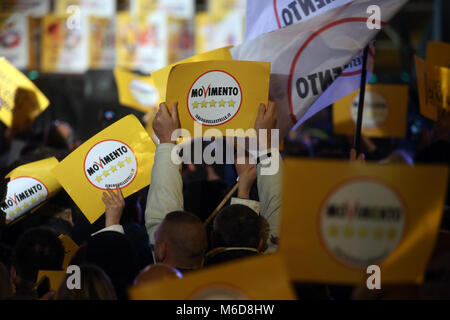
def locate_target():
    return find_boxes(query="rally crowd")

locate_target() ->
[0,97,449,300]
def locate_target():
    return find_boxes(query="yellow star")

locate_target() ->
[31,198,37,204]
[38,194,44,200]
[125,157,131,164]
[228,99,236,107]
[344,226,354,238]
[110,165,117,172]
[16,207,21,213]
[219,100,226,107]
[209,100,216,107]
[358,227,368,239]
[96,176,103,182]
[118,161,125,168]
[103,170,109,177]
[373,228,383,239]
[192,101,199,109]
[328,225,339,237]
[8,212,14,217]
[201,100,208,108]
[23,202,29,208]
[387,229,397,239]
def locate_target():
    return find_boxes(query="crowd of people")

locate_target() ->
[0,95,449,300]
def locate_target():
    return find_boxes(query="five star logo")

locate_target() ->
[125,157,132,164]
[96,176,103,182]
[228,100,235,107]
[103,170,109,177]
[210,100,216,107]
[192,101,199,109]
[219,100,226,107]
[201,100,208,108]
[110,165,117,172]
[118,161,125,168]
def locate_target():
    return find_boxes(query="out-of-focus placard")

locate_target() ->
[129,254,295,300]
[168,17,194,64]
[89,16,116,69]
[58,234,79,269]
[151,46,233,103]
[208,0,246,14]
[1,157,61,224]
[0,0,50,17]
[166,60,270,137]
[52,115,156,224]
[195,10,245,55]
[0,57,49,130]
[37,270,66,292]
[130,0,195,19]
[280,158,448,285]
[116,11,169,74]
[0,13,29,70]
[40,14,89,73]
[333,84,409,137]
[114,68,159,113]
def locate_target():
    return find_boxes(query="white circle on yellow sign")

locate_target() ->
[320,179,406,268]
[350,91,388,129]
[187,70,243,126]
[130,79,159,108]
[84,139,138,190]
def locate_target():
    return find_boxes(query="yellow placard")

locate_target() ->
[280,158,448,285]
[37,270,66,292]
[114,68,159,113]
[2,157,61,224]
[58,234,79,269]
[151,46,233,103]
[89,17,116,70]
[0,57,49,130]
[208,0,245,14]
[333,84,409,138]
[166,60,270,137]
[52,115,156,224]
[129,253,296,300]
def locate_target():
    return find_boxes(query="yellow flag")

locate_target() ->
[2,157,61,224]
[58,234,79,269]
[0,57,49,130]
[166,60,270,137]
[333,84,409,138]
[280,158,448,285]
[52,115,155,224]
[151,46,233,103]
[129,254,295,300]
[114,68,159,113]
[37,270,66,292]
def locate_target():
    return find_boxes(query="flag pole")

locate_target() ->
[353,45,370,156]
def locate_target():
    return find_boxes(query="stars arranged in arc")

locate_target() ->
[95,158,133,183]
[192,99,237,108]
[327,225,398,240]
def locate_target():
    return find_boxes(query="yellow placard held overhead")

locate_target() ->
[129,253,295,300]
[58,234,79,269]
[166,60,270,137]
[1,157,61,224]
[280,158,448,285]
[333,84,409,138]
[52,115,156,224]
[151,46,233,103]
[0,57,49,131]
[114,68,159,113]
[415,41,450,120]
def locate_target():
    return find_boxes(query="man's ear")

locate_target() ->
[155,241,167,263]
[257,238,265,252]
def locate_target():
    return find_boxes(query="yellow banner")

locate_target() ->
[166,60,270,137]
[333,84,409,138]
[151,46,233,103]
[114,68,159,113]
[52,115,156,224]
[415,41,450,120]
[58,234,79,269]
[280,158,448,285]
[2,157,61,224]
[37,270,66,292]
[0,57,49,130]
[129,254,295,300]
[89,17,116,70]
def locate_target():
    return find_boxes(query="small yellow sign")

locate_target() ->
[166,60,270,137]
[333,84,409,138]
[280,158,448,285]
[114,68,159,113]
[151,46,233,103]
[52,115,156,224]
[2,157,61,224]
[129,253,295,300]
[0,57,49,130]
[58,234,79,269]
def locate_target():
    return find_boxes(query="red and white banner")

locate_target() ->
[232,0,408,137]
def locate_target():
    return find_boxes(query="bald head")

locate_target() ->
[134,263,182,286]
[155,211,207,270]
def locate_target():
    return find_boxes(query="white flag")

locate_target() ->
[232,0,408,137]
